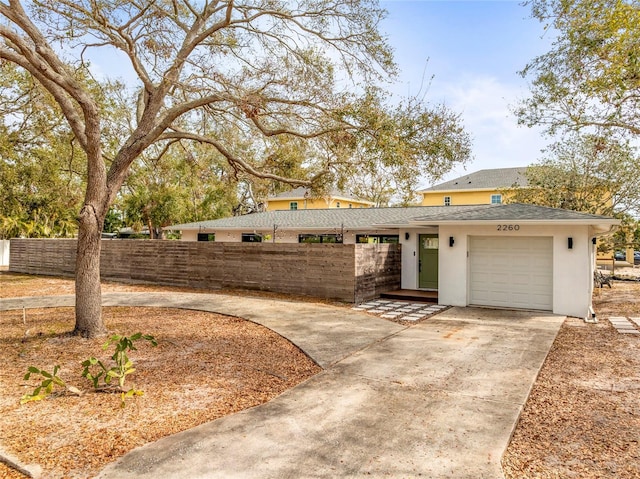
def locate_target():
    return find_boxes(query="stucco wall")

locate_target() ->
[266,198,372,211]
[0,240,9,267]
[421,190,512,206]
[436,224,592,318]
[9,239,400,303]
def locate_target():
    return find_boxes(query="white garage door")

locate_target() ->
[469,236,553,311]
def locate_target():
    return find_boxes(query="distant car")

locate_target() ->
[635,251,640,265]
[614,251,626,261]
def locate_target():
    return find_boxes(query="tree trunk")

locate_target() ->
[73,204,107,338]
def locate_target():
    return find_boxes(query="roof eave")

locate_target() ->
[418,187,521,194]
[407,219,621,227]
[165,226,399,232]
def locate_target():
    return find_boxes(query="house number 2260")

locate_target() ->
[497,224,520,231]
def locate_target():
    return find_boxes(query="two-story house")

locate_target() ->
[419,167,527,207]
[265,187,375,211]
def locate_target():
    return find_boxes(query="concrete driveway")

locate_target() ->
[1,292,563,478]
[85,296,564,479]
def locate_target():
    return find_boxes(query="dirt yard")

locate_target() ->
[0,273,321,479]
[1,272,639,478]
[503,280,640,478]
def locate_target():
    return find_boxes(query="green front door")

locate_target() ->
[419,234,439,289]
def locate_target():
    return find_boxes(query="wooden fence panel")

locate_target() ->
[8,239,401,303]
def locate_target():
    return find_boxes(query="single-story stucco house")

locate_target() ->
[165,203,619,319]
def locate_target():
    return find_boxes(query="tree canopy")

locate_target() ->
[505,132,640,216]
[0,63,84,238]
[518,0,640,137]
[0,1,472,337]
[121,142,238,238]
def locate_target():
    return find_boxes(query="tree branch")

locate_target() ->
[159,130,316,185]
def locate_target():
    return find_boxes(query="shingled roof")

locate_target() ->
[419,167,528,192]
[167,205,476,231]
[407,203,615,224]
[166,203,616,231]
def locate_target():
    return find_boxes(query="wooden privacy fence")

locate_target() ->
[9,239,401,303]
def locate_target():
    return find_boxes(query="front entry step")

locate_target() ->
[380,289,438,303]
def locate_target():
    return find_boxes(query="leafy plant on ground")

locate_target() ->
[82,332,157,407]
[20,365,81,404]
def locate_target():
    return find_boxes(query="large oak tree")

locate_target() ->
[0,1,470,337]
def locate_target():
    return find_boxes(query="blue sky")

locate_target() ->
[380,0,554,186]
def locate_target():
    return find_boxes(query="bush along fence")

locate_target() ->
[9,239,401,303]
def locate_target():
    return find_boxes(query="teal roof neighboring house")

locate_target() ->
[419,167,528,192]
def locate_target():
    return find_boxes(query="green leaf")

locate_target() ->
[82,357,98,367]
[20,394,43,404]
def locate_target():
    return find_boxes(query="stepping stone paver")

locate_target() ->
[607,316,640,334]
[352,299,449,322]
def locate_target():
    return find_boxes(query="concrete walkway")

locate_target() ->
[0,293,564,478]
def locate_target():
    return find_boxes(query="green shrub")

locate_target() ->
[21,365,67,404]
[82,332,157,407]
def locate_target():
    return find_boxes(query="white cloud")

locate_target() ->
[432,75,550,182]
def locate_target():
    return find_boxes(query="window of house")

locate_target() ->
[241,233,263,242]
[356,234,399,244]
[290,201,298,210]
[298,234,343,244]
[336,202,341,208]
[444,196,451,206]
[197,233,215,242]
[491,194,502,204]
[348,204,352,208]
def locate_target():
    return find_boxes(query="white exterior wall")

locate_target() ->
[179,230,244,242]
[179,229,397,244]
[214,231,244,242]
[0,240,9,266]
[438,224,592,318]
[180,230,198,241]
